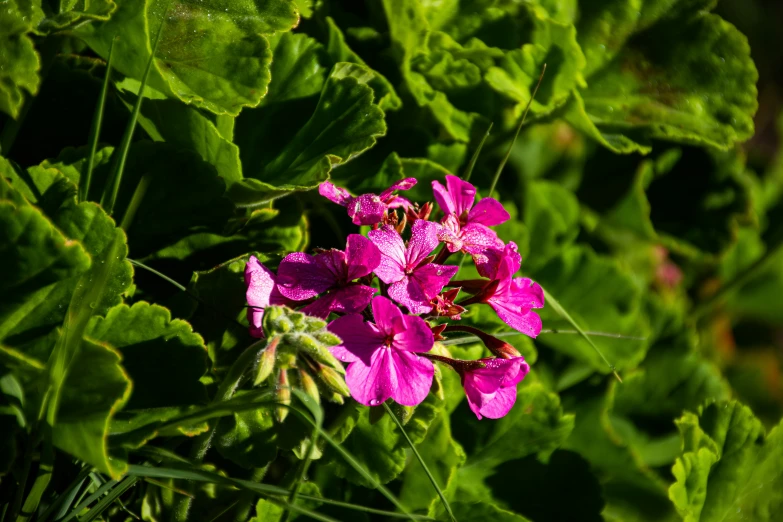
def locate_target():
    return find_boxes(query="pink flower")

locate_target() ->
[369,220,459,314]
[319,178,417,225]
[328,296,435,406]
[276,235,381,318]
[461,357,530,419]
[482,244,544,337]
[432,175,509,258]
[244,256,291,338]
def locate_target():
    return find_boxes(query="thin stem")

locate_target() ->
[119,172,152,230]
[488,64,547,198]
[103,21,165,215]
[382,402,456,522]
[463,122,493,182]
[440,329,646,346]
[81,37,116,203]
[283,413,320,521]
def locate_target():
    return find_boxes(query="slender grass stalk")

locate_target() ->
[382,402,456,522]
[76,476,139,522]
[81,37,116,203]
[462,122,493,182]
[440,329,646,345]
[120,172,153,230]
[283,392,322,522]
[59,479,119,522]
[102,21,165,215]
[37,466,92,521]
[543,287,622,382]
[488,64,547,198]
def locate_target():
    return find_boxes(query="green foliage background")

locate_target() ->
[1,0,783,520]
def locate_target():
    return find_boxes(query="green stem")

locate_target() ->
[488,64,546,198]
[119,172,153,231]
[81,37,116,203]
[231,467,269,522]
[171,338,270,522]
[463,122,493,182]
[283,413,320,521]
[103,21,165,215]
[382,402,456,522]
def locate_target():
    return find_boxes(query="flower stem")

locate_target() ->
[382,402,457,522]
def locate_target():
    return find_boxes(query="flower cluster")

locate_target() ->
[246,175,544,420]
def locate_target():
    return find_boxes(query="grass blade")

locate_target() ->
[102,21,165,215]
[283,390,323,522]
[488,64,546,197]
[382,402,456,522]
[76,476,138,522]
[542,287,622,382]
[81,36,116,203]
[59,478,118,522]
[440,329,646,345]
[463,122,492,182]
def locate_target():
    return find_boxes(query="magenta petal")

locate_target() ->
[245,256,275,309]
[277,252,334,300]
[345,234,381,281]
[445,175,476,216]
[412,263,458,299]
[389,350,434,406]
[462,357,529,419]
[348,194,387,225]
[392,314,434,353]
[511,278,545,309]
[371,295,405,335]
[407,219,442,266]
[247,308,264,338]
[345,348,395,406]
[489,299,543,338]
[386,195,413,210]
[459,223,504,255]
[319,181,353,207]
[478,385,518,419]
[432,180,455,216]
[475,241,520,279]
[328,314,385,364]
[388,277,432,314]
[369,226,407,284]
[468,197,510,226]
[380,177,417,200]
[307,285,376,317]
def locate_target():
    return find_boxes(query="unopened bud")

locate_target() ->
[443,324,521,359]
[254,336,279,385]
[289,312,306,329]
[431,323,447,341]
[290,333,343,371]
[298,369,320,405]
[304,317,327,333]
[314,364,350,398]
[314,331,342,347]
[276,369,291,423]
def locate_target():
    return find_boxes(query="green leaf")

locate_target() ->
[325,406,406,487]
[262,30,330,106]
[36,0,116,31]
[324,17,402,112]
[214,394,278,469]
[669,401,783,522]
[86,302,208,409]
[567,8,757,152]
[484,5,586,115]
[522,180,580,272]
[51,338,131,477]
[231,62,387,205]
[534,246,650,373]
[0,1,40,119]
[76,0,297,116]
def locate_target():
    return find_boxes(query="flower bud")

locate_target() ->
[313,363,350,398]
[298,369,320,406]
[289,333,344,372]
[254,336,279,386]
[275,369,291,423]
[313,331,342,347]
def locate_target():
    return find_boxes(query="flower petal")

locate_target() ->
[380,177,417,200]
[319,181,353,207]
[277,252,335,300]
[328,313,385,364]
[303,285,377,318]
[411,263,459,300]
[348,194,387,225]
[489,299,543,338]
[459,223,504,255]
[345,234,381,281]
[369,225,407,283]
[407,219,441,267]
[388,350,434,406]
[370,295,405,335]
[478,385,518,419]
[432,179,455,216]
[510,278,545,309]
[388,277,432,314]
[445,175,476,216]
[247,307,264,338]
[468,197,510,226]
[345,348,395,406]
[393,314,434,353]
[245,256,276,309]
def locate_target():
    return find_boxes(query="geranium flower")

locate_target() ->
[432,175,509,257]
[276,234,381,318]
[319,178,417,225]
[244,256,291,338]
[328,296,435,406]
[482,243,544,337]
[369,220,458,314]
[461,357,530,419]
